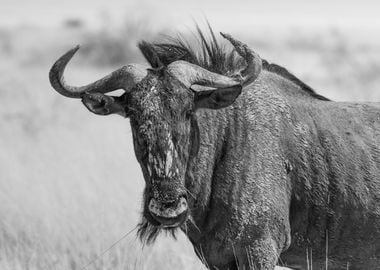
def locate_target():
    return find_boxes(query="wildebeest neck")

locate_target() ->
[184,109,232,236]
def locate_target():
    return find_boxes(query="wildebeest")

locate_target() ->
[49,28,380,269]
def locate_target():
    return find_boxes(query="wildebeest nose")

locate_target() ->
[148,197,188,219]
[161,199,177,208]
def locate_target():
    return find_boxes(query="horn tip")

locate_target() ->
[64,45,81,57]
[69,44,81,55]
[220,32,231,39]
[55,45,81,67]
[48,44,82,98]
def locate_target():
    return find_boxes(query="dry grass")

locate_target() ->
[1,19,379,270]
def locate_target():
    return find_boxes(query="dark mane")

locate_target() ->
[138,27,330,101]
[261,60,330,101]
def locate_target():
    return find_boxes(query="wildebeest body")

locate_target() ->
[187,69,380,269]
[49,29,380,270]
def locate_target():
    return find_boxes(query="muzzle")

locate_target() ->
[148,196,188,227]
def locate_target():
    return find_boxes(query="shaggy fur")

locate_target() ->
[134,28,380,269]
[65,27,380,269]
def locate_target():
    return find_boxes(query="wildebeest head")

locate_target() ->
[49,32,262,242]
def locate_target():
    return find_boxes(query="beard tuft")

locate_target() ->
[137,217,179,244]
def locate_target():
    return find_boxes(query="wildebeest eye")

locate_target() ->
[136,133,146,147]
[185,109,193,119]
[172,134,178,146]
[124,107,133,118]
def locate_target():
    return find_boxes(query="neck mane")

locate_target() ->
[138,26,330,101]
[261,60,329,101]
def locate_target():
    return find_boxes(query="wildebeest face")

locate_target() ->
[128,72,194,229]
[49,32,262,241]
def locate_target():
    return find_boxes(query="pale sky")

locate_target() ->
[1,0,380,31]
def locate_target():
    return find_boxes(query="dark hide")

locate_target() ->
[135,30,380,270]
[184,71,380,270]
[76,29,380,269]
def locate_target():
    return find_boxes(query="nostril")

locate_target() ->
[162,200,177,208]
[178,196,188,209]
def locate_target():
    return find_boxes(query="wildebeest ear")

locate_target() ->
[193,84,242,110]
[81,93,128,117]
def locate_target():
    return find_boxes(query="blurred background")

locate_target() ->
[1,0,380,269]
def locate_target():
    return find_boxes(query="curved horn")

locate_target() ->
[49,45,147,98]
[220,32,262,86]
[166,60,240,89]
